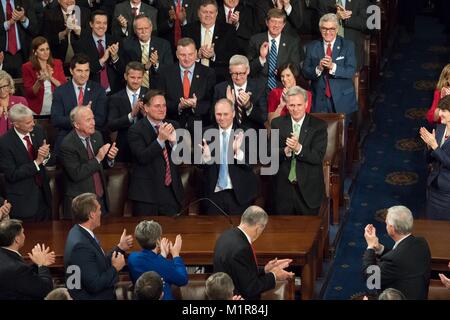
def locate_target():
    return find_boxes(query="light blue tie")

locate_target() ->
[217,131,229,189]
[267,39,278,90]
[132,93,137,106]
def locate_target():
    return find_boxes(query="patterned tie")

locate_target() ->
[235,88,244,125]
[325,43,332,98]
[288,123,300,183]
[155,125,172,186]
[78,86,84,105]
[6,0,17,55]
[97,40,110,90]
[267,39,278,90]
[217,131,229,189]
[85,137,104,197]
[23,136,43,186]
[174,0,182,47]
[201,28,212,66]
[0,114,8,135]
[183,70,190,99]
[141,44,150,88]
[227,8,233,24]
[131,6,138,16]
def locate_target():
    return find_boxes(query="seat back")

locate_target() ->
[428,279,450,300]
[45,166,63,220]
[35,118,58,150]
[105,164,130,217]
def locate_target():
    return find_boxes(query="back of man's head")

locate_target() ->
[378,288,406,300]
[240,206,268,227]
[134,271,164,300]
[386,205,414,235]
[205,272,235,300]
[0,219,23,247]
[71,193,98,224]
[45,288,72,300]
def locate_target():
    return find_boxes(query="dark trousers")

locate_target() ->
[13,188,50,222]
[204,189,250,216]
[133,187,180,216]
[274,183,319,215]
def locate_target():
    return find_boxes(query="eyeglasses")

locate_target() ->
[0,84,10,91]
[230,72,246,77]
[320,27,337,33]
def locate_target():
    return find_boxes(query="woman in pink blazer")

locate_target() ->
[0,70,29,136]
[22,36,67,116]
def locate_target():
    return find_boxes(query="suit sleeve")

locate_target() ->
[107,96,132,131]
[362,248,400,290]
[247,86,268,125]
[60,141,104,182]
[296,122,327,165]
[157,256,189,286]
[128,124,167,165]
[92,88,108,129]
[194,69,216,118]
[51,88,73,130]
[343,0,369,32]
[286,0,303,31]
[430,147,450,169]
[247,37,265,78]
[333,42,357,79]
[0,141,39,182]
[303,43,320,80]
[14,264,53,299]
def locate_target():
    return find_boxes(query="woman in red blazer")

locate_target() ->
[426,63,450,124]
[21,36,67,116]
[0,70,29,136]
[267,63,312,126]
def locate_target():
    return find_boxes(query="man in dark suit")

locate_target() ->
[302,13,358,116]
[271,86,327,215]
[60,106,118,218]
[199,98,258,215]
[247,8,302,92]
[363,205,431,300]
[108,61,148,163]
[213,205,294,300]
[317,0,370,69]
[182,0,238,82]
[112,0,158,39]
[64,193,133,300]
[0,104,52,221]
[51,53,108,159]
[128,89,184,216]
[213,54,267,130]
[0,219,55,299]
[154,37,216,133]
[73,10,124,95]
[0,0,37,77]
[121,14,173,88]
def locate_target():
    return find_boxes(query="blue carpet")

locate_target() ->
[323,15,450,300]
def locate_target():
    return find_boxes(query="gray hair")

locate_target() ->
[241,206,268,227]
[69,105,88,126]
[133,14,152,32]
[285,85,308,103]
[386,205,414,235]
[214,98,234,113]
[229,55,249,69]
[0,70,15,94]
[205,272,235,300]
[8,104,33,122]
[378,288,406,300]
[319,13,339,28]
[135,220,162,250]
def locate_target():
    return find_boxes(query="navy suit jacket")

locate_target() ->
[51,80,107,155]
[64,224,123,300]
[303,36,358,115]
[426,123,450,191]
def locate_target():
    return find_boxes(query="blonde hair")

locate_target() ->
[436,63,450,90]
[0,70,15,94]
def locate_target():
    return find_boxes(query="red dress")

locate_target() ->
[267,87,313,116]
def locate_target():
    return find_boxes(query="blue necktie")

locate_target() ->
[267,39,278,90]
[217,131,229,189]
[132,93,137,106]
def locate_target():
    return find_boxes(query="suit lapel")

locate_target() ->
[77,225,104,256]
[436,125,448,147]
[332,37,343,60]
[84,81,93,104]
[278,34,288,66]
[190,63,202,96]
[298,114,310,145]
[11,130,30,160]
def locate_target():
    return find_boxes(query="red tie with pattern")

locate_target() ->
[23,136,43,186]
[325,43,332,98]
[97,40,110,90]
[155,125,172,186]
[6,0,17,55]
[174,0,182,47]
[183,70,190,99]
[227,8,233,24]
[251,243,258,266]
[85,137,104,197]
[78,86,84,105]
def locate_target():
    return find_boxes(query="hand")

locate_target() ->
[320,55,333,69]
[131,98,143,117]
[286,134,301,153]
[117,14,128,28]
[225,85,235,105]
[259,42,269,60]
[117,228,133,251]
[12,7,26,22]
[99,46,111,65]
[0,199,11,220]
[272,267,295,281]
[0,51,4,65]
[264,258,292,273]
[168,6,176,21]
[157,122,175,142]
[95,143,111,162]
[159,237,170,258]
[169,234,182,257]
[178,7,187,23]
[233,131,244,155]
[275,0,284,9]
[198,139,211,159]
[364,224,380,249]
[36,139,50,165]
[111,251,125,271]
[237,90,252,108]
[439,273,450,289]
[232,295,244,300]
[27,243,55,266]
[107,142,118,160]
[230,11,240,25]
[149,50,159,66]
[109,42,119,61]
[166,123,177,144]
[284,146,292,157]
[420,127,439,150]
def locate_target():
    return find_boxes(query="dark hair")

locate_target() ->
[438,95,450,112]
[143,89,165,105]
[0,219,23,247]
[30,36,54,71]
[277,63,299,83]
[125,61,145,74]
[199,0,218,9]
[90,10,108,23]
[70,53,90,70]
[177,37,196,49]
[134,271,163,300]
[266,8,286,22]
[71,193,98,224]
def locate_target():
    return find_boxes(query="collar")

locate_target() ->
[219,125,233,136]
[139,39,151,47]
[92,33,106,45]
[180,63,195,74]
[78,224,96,239]
[1,246,22,258]
[393,234,411,250]
[233,81,248,93]
[291,114,306,129]
[126,86,141,97]
[237,226,252,245]
[72,80,87,91]
[268,32,281,44]
[146,117,162,128]
[324,37,337,51]
[14,127,31,141]
[201,24,215,35]
[130,1,141,10]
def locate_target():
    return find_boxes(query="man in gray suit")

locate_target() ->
[112,0,158,39]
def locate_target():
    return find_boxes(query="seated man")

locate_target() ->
[0,219,55,299]
[206,272,242,300]
[128,220,188,300]
[363,205,431,300]
[134,271,164,300]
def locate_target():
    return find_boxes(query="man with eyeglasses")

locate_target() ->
[303,13,358,117]
[212,54,267,130]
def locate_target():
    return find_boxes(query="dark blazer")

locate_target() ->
[42,4,90,62]
[247,32,302,85]
[0,125,52,219]
[303,36,358,115]
[127,117,184,206]
[60,130,110,216]
[154,62,216,131]
[72,32,124,94]
[64,224,123,300]
[0,247,53,300]
[253,0,303,36]
[182,21,238,82]
[426,123,450,191]
[107,87,148,162]
[121,35,174,76]
[51,80,107,155]
[213,79,267,130]
[112,1,158,38]
[271,114,327,210]
[362,235,431,300]
[213,227,275,300]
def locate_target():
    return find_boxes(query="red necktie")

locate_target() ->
[251,244,258,266]
[6,0,17,55]
[235,88,244,124]
[85,137,104,197]
[174,0,182,47]
[183,70,190,99]
[23,136,43,186]
[97,40,110,90]
[131,6,138,16]
[0,114,8,135]
[325,43,332,98]
[155,125,172,186]
[78,86,84,105]
[227,8,233,24]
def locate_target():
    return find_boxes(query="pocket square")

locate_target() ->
[336,56,345,61]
